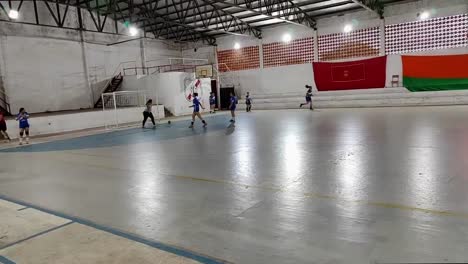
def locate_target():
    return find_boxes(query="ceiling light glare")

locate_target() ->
[129,26,138,36]
[8,10,19,19]
[343,24,353,33]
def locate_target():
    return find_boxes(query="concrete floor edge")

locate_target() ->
[0,195,230,264]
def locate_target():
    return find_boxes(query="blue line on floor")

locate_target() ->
[0,221,74,251]
[0,115,231,153]
[17,207,28,211]
[0,194,228,264]
[0,256,15,264]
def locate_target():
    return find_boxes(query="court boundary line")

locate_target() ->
[0,256,15,264]
[0,221,74,251]
[0,195,229,264]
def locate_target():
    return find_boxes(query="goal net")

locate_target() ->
[101,90,160,129]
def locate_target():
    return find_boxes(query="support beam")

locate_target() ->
[350,0,384,18]
[212,0,316,28]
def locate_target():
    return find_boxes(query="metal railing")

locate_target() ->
[122,64,197,76]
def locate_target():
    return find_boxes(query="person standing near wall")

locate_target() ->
[229,92,238,123]
[0,110,11,142]
[209,92,216,114]
[16,108,30,145]
[142,99,156,128]
[245,92,252,112]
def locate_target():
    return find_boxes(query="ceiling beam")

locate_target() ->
[350,0,383,18]
[141,0,348,39]
[212,0,316,28]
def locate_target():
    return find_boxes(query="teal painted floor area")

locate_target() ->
[0,115,231,153]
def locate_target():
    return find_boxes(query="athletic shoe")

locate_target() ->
[300,104,303,108]
[189,125,194,128]
[230,119,234,122]
[203,123,207,127]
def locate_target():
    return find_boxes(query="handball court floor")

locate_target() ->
[2,107,468,263]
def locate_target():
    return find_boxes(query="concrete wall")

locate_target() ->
[4,105,165,139]
[0,2,181,114]
[122,73,211,116]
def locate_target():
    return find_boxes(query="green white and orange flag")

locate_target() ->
[402,54,468,92]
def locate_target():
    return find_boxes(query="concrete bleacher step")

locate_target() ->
[238,88,468,109]
[249,87,407,100]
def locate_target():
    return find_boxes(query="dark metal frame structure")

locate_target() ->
[0,0,409,45]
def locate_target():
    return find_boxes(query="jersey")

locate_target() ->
[17,112,30,128]
[193,97,201,112]
[305,91,312,101]
[209,95,216,105]
[229,96,237,110]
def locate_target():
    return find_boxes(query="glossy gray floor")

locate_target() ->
[2,107,468,264]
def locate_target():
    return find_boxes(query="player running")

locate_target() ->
[300,85,314,110]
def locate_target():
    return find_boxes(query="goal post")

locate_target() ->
[101,90,161,129]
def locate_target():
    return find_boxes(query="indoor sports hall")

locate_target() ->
[0,0,468,263]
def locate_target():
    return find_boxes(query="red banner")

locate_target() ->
[313,56,387,91]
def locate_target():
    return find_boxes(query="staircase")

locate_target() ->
[164,107,174,117]
[94,73,123,108]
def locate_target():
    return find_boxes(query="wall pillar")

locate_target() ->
[379,18,386,56]
[79,31,93,107]
[140,38,147,74]
[313,29,319,62]
[214,46,221,109]
[0,36,7,95]
[258,39,264,69]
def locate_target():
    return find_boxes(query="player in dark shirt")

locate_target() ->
[245,92,252,112]
[300,85,314,110]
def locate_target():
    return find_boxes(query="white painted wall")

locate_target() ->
[122,73,211,116]
[0,2,181,114]
[4,106,165,139]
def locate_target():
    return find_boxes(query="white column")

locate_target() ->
[258,39,264,69]
[214,46,221,108]
[313,29,319,62]
[379,18,386,56]
[140,38,147,74]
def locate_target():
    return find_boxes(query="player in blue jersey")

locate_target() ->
[189,93,207,128]
[209,92,216,113]
[16,107,30,145]
[229,92,237,123]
